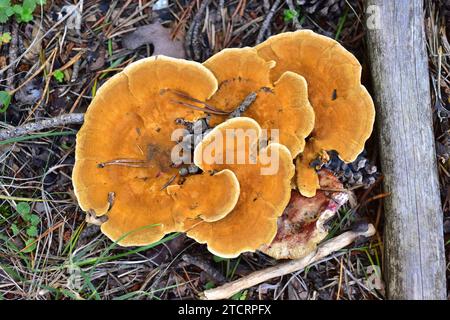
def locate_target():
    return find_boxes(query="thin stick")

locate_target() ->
[285,0,301,30]
[6,22,19,90]
[228,92,257,118]
[97,159,148,168]
[0,113,84,142]
[201,224,376,300]
[170,100,228,115]
[256,0,282,44]
[186,0,211,61]
[181,254,226,283]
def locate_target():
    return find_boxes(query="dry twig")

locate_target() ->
[201,224,376,300]
[256,0,282,44]
[0,113,84,141]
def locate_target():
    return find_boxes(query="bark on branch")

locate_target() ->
[0,113,84,142]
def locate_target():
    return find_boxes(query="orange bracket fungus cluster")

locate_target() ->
[73,30,374,259]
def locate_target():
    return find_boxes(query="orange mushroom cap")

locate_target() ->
[260,170,349,260]
[186,117,295,258]
[73,56,241,246]
[203,48,315,158]
[256,30,375,197]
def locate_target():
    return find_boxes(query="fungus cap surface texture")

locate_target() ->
[203,47,315,158]
[186,117,295,258]
[256,30,375,197]
[73,56,241,246]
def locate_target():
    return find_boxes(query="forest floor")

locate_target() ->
[0,0,447,300]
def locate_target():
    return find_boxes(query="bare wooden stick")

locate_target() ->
[0,113,84,142]
[366,0,446,300]
[201,224,376,300]
[181,254,226,283]
[228,92,257,119]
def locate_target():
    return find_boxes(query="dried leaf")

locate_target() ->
[122,22,185,59]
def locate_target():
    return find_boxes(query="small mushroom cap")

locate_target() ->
[203,48,315,158]
[260,170,349,260]
[256,30,375,196]
[166,169,240,222]
[73,56,240,246]
[186,117,295,258]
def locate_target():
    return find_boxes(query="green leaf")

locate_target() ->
[231,290,247,300]
[1,31,11,43]
[0,15,8,24]
[11,223,20,236]
[12,4,22,14]
[204,281,215,290]
[26,225,38,237]
[29,214,40,226]
[53,69,64,83]
[36,0,46,5]
[0,0,11,8]
[16,202,31,219]
[0,90,11,112]
[18,9,33,23]
[0,0,13,23]
[13,3,34,23]
[22,238,36,253]
[283,9,298,22]
[23,0,36,11]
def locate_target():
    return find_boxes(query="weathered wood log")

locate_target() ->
[365,0,446,299]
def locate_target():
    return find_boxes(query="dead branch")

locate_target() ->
[0,113,84,142]
[256,0,282,44]
[201,223,376,300]
[228,92,257,118]
[7,22,19,90]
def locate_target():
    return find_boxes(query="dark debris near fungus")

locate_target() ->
[314,151,379,189]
